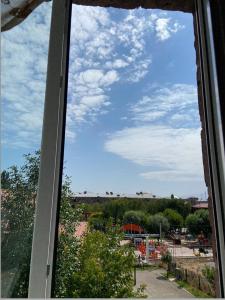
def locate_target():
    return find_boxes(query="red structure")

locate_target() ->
[121,223,144,234]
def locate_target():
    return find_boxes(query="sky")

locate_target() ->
[2,2,207,198]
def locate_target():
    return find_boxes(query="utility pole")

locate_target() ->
[160,222,162,242]
[146,235,149,263]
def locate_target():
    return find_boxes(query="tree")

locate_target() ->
[1,170,11,189]
[185,209,211,237]
[89,212,106,231]
[103,200,126,223]
[53,176,82,297]
[71,224,136,298]
[123,210,147,229]
[1,151,82,298]
[1,151,40,297]
[146,214,169,234]
[171,194,175,199]
[163,208,184,230]
[160,248,172,278]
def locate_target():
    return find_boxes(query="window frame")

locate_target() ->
[28,0,225,297]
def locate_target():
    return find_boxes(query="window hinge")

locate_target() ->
[46,264,51,277]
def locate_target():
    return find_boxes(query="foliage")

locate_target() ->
[160,248,172,277]
[123,210,147,229]
[177,280,211,298]
[163,208,184,229]
[53,176,82,297]
[202,265,215,285]
[87,198,192,220]
[146,214,169,234]
[103,200,127,223]
[89,212,106,231]
[185,209,211,237]
[160,250,172,265]
[71,223,137,298]
[1,152,82,298]
[1,151,40,297]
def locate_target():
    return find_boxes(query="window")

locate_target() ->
[1,1,52,297]
[2,0,224,298]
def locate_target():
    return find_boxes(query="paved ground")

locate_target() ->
[136,268,194,298]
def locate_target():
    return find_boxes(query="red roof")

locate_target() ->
[121,223,144,233]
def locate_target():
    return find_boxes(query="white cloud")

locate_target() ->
[130,84,199,126]
[105,125,204,182]
[155,18,185,41]
[2,2,52,148]
[2,3,186,148]
[140,170,201,182]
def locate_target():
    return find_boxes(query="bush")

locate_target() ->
[202,265,215,285]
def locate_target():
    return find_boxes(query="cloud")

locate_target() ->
[130,84,199,127]
[2,3,185,148]
[105,125,204,182]
[155,18,185,41]
[2,2,52,148]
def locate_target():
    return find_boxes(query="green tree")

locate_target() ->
[123,210,147,229]
[71,224,136,298]
[53,176,82,297]
[163,208,184,229]
[1,152,82,298]
[146,214,169,234]
[1,151,40,297]
[103,200,126,223]
[160,249,172,278]
[185,209,211,237]
[89,212,106,231]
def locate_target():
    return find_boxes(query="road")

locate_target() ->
[136,268,194,298]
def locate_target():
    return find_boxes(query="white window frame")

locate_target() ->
[28,0,225,297]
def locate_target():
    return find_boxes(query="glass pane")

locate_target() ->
[1,3,52,297]
[53,5,217,298]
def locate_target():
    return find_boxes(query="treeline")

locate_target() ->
[82,198,211,238]
[84,197,192,220]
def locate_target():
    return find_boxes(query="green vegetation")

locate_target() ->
[85,197,192,218]
[163,208,184,229]
[160,250,172,277]
[185,209,211,237]
[147,213,169,234]
[176,280,212,298]
[54,176,82,297]
[123,210,147,228]
[1,151,40,297]
[1,151,144,298]
[202,265,216,285]
[83,197,194,235]
[71,224,138,298]
[2,150,213,298]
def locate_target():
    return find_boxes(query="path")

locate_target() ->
[136,268,194,298]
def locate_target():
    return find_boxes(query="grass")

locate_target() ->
[176,280,213,298]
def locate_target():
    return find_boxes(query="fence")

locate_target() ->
[169,261,216,297]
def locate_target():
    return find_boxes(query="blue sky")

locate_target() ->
[2,3,207,198]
